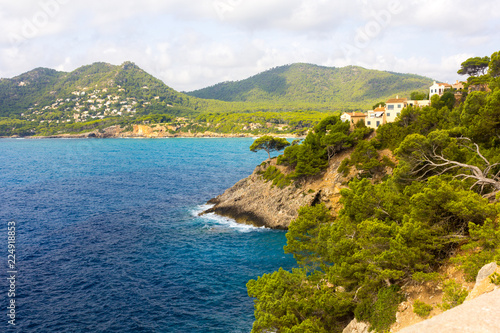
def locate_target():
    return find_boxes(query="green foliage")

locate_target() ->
[489,51,500,78]
[0,62,197,119]
[410,91,427,100]
[284,204,332,269]
[439,279,468,310]
[188,64,433,110]
[135,113,174,124]
[453,218,500,281]
[412,272,441,284]
[372,101,386,109]
[261,166,291,189]
[196,110,331,135]
[490,273,500,286]
[278,115,372,178]
[338,158,351,177]
[364,286,404,332]
[349,140,384,177]
[413,300,433,318]
[461,90,500,147]
[490,272,500,285]
[458,56,490,77]
[250,135,291,159]
[247,52,500,333]
[247,268,354,333]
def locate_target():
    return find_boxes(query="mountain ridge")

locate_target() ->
[187,63,434,108]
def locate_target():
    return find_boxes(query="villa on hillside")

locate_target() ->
[341,80,463,130]
[341,96,431,130]
[430,80,465,98]
[430,81,452,98]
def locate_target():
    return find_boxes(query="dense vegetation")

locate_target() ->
[247,52,500,332]
[277,116,372,178]
[188,63,433,110]
[0,62,198,118]
[0,62,432,137]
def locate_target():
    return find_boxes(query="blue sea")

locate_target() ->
[0,138,295,332]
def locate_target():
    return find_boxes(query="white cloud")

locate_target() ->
[0,0,499,91]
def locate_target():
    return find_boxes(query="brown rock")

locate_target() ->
[202,150,352,229]
[466,262,499,301]
[397,289,500,333]
[342,319,370,333]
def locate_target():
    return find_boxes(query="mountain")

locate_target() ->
[0,61,198,118]
[0,61,435,137]
[187,63,434,109]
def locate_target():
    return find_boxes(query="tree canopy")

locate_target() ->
[250,135,290,159]
[247,50,500,333]
[489,51,500,78]
[457,56,490,76]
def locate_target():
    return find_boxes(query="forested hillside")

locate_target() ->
[188,63,433,109]
[246,52,500,332]
[0,61,198,118]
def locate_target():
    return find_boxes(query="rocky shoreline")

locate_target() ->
[2,124,303,139]
[201,150,352,229]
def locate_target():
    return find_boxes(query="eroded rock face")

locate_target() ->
[466,262,500,301]
[342,319,370,333]
[202,150,352,229]
[397,262,500,333]
[203,168,315,229]
[397,288,500,333]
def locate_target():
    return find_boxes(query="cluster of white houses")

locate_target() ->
[341,80,464,129]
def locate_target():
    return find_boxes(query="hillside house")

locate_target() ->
[365,107,386,129]
[429,81,452,98]
[340,112,366,128]
[452,80,465,90]
[385,97,407,123]
[340,79,464,130]
[407,99,431,108]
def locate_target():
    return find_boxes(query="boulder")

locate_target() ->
[342,319,369,333]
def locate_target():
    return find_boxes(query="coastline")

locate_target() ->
[1,131,304,140]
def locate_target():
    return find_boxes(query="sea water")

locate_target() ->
[0,138,295,332]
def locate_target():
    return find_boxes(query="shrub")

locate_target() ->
[261,166,291,189]
[413,300,433,318]
[490,272,500,286]
[369,286,405,332]
[452,218,500,281]
[412,272,442,284]
[439,279,468,310]
[338,158,351,177]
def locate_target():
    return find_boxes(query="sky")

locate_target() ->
[0,0,499,92]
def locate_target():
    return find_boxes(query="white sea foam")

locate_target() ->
[191,205,268,233]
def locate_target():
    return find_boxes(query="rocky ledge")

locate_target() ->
[201,150,353,229]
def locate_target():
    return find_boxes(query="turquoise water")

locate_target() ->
[0,138,295,332]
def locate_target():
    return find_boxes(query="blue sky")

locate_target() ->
[1,0,499,91]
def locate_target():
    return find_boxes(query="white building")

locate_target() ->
[365,107,386,129]
[385,97,407,123]
[340,112,366,127]
[429,81,452,98]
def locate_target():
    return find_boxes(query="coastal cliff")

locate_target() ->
[202,149,353,229]
[21,124,265,139]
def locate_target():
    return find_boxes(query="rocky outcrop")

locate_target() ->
[202,150,352,229]
[466,262,499,301]
[342,319,369,333]
[397,262,500,333]
[397,288,500,333]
